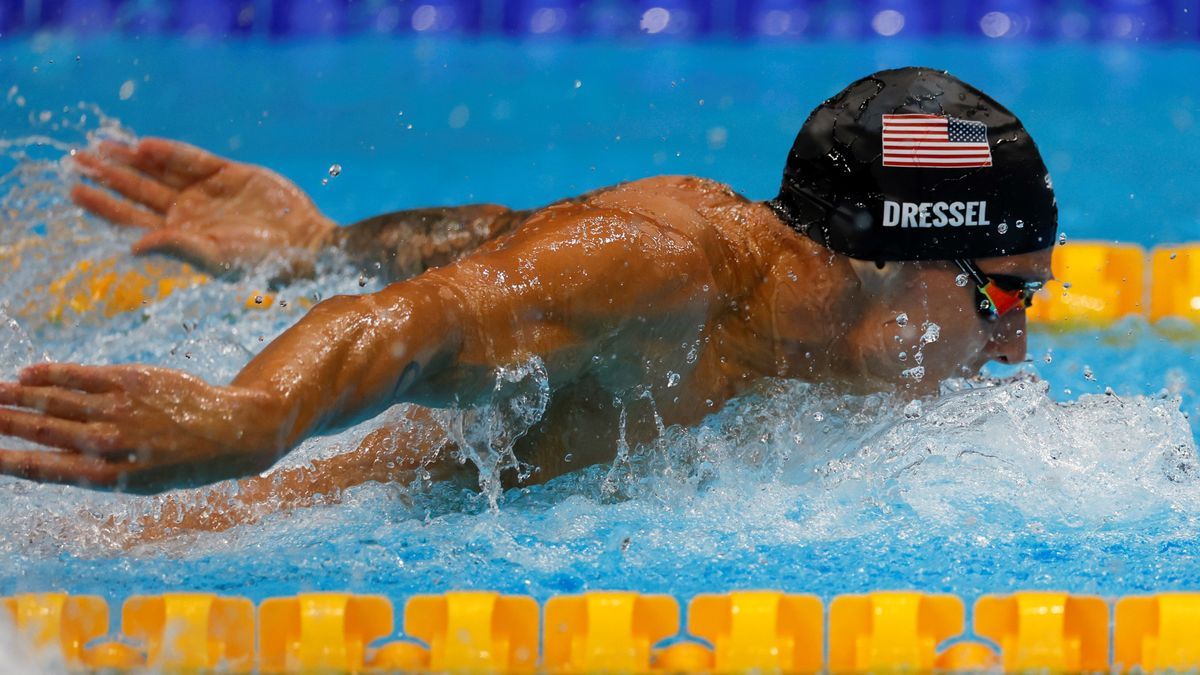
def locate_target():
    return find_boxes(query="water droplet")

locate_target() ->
[812,411,825,422]
[997,222,1008,234]
[1084,365,1096,381]
[666,371,680,387]
[1043,351,1053,364]
[955,273,970,287]
[573,79,582,89]
[1059,233,1067,246]
[903,399,923,419]
[920,322,940,344]
[898,351,908,361]
[1063,282,1072,290]
[327,163,342,177]
[896,313,909,327]
[358,275,367,287]
[253,295,263,304]
[1015,329,1024,337]
[1170,253,1178,260]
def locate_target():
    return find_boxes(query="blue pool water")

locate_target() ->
[1,36,1200,653]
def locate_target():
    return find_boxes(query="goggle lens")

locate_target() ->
[957,261,1044,321]
[979,281,1030,318]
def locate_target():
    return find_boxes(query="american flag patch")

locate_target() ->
[881,114,992,168]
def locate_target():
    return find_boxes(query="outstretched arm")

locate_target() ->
[108,407,458,545]
[72,137,532,281]
[0,202,718,493]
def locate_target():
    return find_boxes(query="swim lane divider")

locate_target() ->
[3,589,1200,671]
[1026,242,1200,326]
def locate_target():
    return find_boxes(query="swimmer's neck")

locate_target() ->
[714,200,878,387]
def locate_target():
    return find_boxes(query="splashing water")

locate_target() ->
[0,105,1198,608]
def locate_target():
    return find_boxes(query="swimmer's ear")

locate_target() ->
[847,257,906,295]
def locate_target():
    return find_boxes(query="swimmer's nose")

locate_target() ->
[987,313,1027,365]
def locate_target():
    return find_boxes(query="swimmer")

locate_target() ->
[0,68,1056,511]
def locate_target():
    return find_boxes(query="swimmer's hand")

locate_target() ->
[70,138,336,274]
[0,363,285,493]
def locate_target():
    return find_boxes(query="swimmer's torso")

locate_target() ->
[421,175,848,488]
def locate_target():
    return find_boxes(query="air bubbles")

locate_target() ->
[327,163,342,178]
[1044,350,1054,364]
[1059,233,1068,246]
[666,371,680,387]
[898,351,908,361]
[1015,329,1024,337]
[1084,365,1096,382]
[997,222,1009,234]
[955,273,970,287]
[896,313,909,327]
[358,275,367,288]
[253,295,264,305]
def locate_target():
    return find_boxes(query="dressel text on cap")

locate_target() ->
[882,200,991,228]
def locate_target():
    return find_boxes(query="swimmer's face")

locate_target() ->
[847,248,1053,394]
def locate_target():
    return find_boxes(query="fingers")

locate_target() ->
[132,228,223,269]
[0,383,105,421]
[70,184,164,229]
[0,449,123,488]
[19,363,121,393]
[95,140,139,165]
[0,407,118,454]
[129,137,226,189]
[74,150,177,213]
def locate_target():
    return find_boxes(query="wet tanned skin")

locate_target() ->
[0,139,1051,530]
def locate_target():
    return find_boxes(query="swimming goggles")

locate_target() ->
[954,259,1044,321]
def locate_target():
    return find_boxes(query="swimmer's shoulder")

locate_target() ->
[588,175,745,211]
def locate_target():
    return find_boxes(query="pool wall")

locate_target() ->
[2,0,1198,41]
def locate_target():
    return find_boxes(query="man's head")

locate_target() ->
[772,67,1057,390]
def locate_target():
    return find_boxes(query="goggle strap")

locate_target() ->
[953,259,990,288]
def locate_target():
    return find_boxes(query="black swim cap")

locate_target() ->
[773,67,1057,262]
